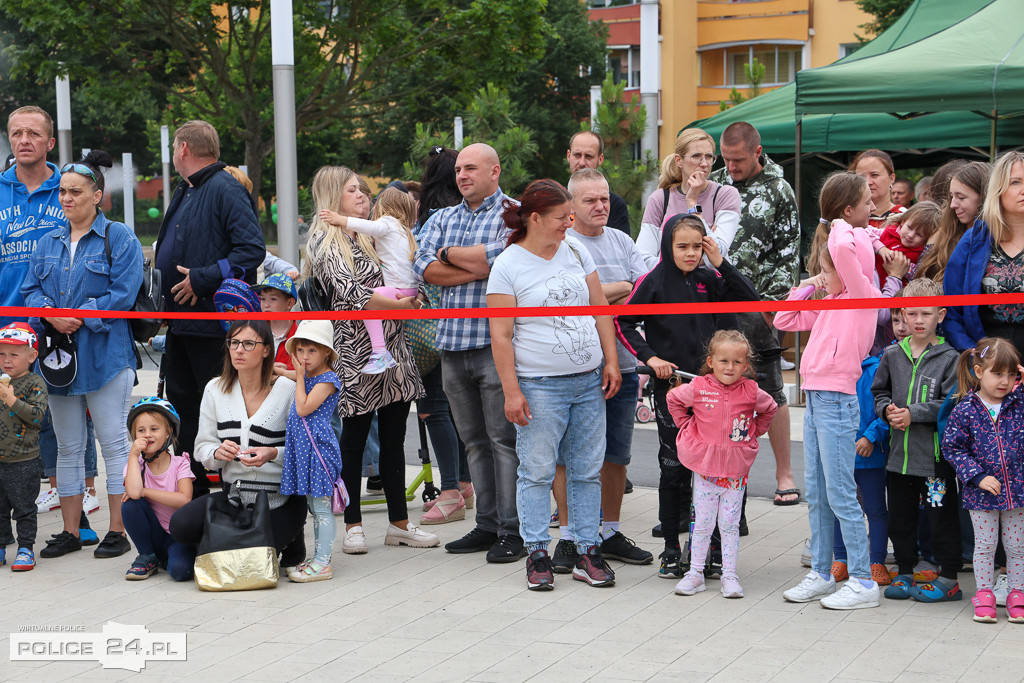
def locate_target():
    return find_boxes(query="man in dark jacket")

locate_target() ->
[155,120,264,496]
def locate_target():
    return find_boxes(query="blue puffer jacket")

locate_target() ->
[155,162,264,338]
[942,384,1024,511]
[855,352,888,469]
[942,218,990,351]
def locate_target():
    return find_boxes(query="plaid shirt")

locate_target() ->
[413,188,512,351]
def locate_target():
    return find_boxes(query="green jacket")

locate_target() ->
[0,372,47,463]
[871,337,959,477]
[708,154,799,300]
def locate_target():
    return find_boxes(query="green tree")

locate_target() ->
[3,0,547,202]
[591,73,657,234]
[856,0,915,41]
[718,57,766,112]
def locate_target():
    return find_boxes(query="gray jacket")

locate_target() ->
[872,337,959,477]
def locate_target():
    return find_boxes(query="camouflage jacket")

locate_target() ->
[708,155,799,301]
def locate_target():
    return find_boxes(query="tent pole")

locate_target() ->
[990,110,998,162]
[793,116,803,406]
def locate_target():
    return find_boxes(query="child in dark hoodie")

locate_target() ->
[873,277,961,602]
[615,213,758,579]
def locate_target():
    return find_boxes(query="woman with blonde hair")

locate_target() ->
[917,161,990,283]
[636,128,740,265]
[303,166,436,553]
[944,151,1024,353]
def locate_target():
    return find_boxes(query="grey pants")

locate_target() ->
[442,348,520,537]
[0,458,43,549]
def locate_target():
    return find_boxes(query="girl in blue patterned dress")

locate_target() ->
[280,320,343,582]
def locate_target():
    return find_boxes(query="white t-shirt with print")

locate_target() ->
[487,236,602,378]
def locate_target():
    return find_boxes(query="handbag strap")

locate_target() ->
[300,415,340,487]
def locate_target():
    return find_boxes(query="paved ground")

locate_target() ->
[2,362,1022,681]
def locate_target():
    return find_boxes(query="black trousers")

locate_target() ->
[0,459,43,549]
[340,400,412,525]
[887,471,962,580]
[169,491,308,566]
[653,382,693,547]
[164,333,225,496]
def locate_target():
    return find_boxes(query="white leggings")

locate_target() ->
[690,474,744,577]
[969,508,1024,591]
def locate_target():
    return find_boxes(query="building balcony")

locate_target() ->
[698,0,810,47]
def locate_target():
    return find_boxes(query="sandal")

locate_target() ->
[773,488,801,506]
[288,560,332,583]
[973,589,997,623]
[420,494,466,525]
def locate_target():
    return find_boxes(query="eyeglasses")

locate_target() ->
[685,153,717,165]
[226,339,268,351]
[59,163,99,185]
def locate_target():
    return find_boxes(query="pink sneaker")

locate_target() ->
[721,574,744,598]
[972,589,997,623]
[674,571,705,596]
[1007,589,1024,624]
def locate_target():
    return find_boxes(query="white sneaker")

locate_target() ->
[784,571,837,603]
[780,358,796,371]
[83,487,100,514]
[821,579,879,610]
[343,526,368,554]
[994,572,1009,607]
[721,574,744,599]
[384,523,439,548]
[800,539,812,568]
[674,571,706,596]
[36,487,60,513]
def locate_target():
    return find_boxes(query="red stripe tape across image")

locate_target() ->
[3,292,1024,322]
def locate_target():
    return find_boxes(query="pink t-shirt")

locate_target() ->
[122,453,195,533]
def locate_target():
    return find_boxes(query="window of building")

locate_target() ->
[839,43,861,59]
[608,47,641,88]
[726,44,802,86]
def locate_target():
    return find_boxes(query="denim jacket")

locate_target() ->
[21,211,143,395]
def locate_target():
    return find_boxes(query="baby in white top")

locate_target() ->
[318,187,420,375]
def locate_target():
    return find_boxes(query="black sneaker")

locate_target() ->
[445,528,498,554]
[526,549,555,591]
[739,512,749,537]
[600,531,654,565]
[572,546,615,587]
[486,534,526,563]
[366,475,383,492]
[652,523,663,538]
[551,539,578,574]
[94,531,131,558]
[624,478,634,495]
[659,546,684,579]
[40,530,82,558]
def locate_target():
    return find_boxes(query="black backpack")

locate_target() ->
[104,224,164,343]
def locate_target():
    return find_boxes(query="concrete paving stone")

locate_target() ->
[235,656,323,682]
[773,642,868,681]
[645,672,713,683]
[587,655,672,681]
[217,641,303,679]
[670,647,739,674]
[709,660,784,682]
[904,642,978,677]
[366,647,453,678]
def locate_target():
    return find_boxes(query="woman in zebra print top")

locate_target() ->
[168,321,308,570]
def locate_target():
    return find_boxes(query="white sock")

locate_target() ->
[559,526,575,542]
[600,522,620,541]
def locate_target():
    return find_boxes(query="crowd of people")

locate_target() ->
[1,104,1022,624]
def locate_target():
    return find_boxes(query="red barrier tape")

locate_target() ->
[2,292,1023,322]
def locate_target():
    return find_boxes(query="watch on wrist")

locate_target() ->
[439,246,451,264]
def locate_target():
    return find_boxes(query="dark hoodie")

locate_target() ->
[614,217,759,375]
[0,162,63,326]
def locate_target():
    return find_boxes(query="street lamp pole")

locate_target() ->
[271,0,299,266]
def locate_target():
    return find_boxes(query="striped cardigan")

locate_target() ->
[195,376,294,508]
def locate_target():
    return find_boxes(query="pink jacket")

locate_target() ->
[775,221,880,395]
[667,374,777,479]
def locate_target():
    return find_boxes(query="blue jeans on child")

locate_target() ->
[515,369,605,555]
[804,389,871,580]
[307,495,336,565]
[833,467,888,565]
[121,497,196,581]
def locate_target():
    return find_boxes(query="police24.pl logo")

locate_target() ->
[11,621,186,672]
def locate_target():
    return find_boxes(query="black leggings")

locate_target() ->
[168,491,308,566]
[653,382,692,547]
[340,400,412,525]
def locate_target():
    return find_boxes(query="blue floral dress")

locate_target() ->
[280,371,342,497]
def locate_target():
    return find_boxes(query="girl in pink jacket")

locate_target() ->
[667,330,777,599]
[775,172,884,610]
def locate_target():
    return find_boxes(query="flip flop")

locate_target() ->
[774,488,801,506]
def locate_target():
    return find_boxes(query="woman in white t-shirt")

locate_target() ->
[487,179,622,591]
[636,128,741,267]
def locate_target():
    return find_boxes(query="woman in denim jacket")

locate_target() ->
[21,150,143,560]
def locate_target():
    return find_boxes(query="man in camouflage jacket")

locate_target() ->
[709,122,801,506]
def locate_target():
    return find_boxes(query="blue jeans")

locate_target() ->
[419,364,469,490]
[804,389,870,579]
[442,348,519,536]
[516,369,605,555]
[49,368,134,497]
[834,467,888,565]
[307,495,336,565]
[121,497,195,581]
[40,410,97,480]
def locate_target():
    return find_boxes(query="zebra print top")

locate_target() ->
[308,230,423,417]
[194,376,294,509]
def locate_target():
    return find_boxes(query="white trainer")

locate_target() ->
[384,523,439,548]
[36,487,60,513]
[784,571,837,603]
[342,526,368,554]
[993,572,1009,607]
[821,580,880,610]
[83,487,100,514]
[674,571,706,596]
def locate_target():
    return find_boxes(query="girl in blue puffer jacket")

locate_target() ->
[942,337,1024,624]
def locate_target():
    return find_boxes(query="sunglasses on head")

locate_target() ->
[60,162,99,185]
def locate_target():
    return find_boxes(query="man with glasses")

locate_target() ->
[154,119,264,496]
[708,121,801,507]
